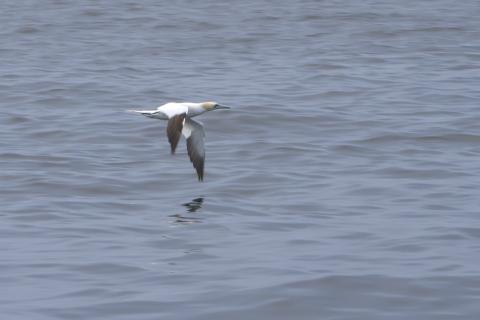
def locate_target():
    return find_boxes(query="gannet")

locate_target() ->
[128,102,229,181]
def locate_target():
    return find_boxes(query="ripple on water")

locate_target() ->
[1,1,480,319]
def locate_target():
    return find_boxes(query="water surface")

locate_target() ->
[1,1,480,319]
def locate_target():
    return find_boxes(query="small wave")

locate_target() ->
[16,26,40,34]
[355,133,480,145]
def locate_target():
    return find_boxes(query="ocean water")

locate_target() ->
[1,1,480,319]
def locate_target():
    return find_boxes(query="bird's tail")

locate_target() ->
[126,109,146,114]
[126,109,156,117]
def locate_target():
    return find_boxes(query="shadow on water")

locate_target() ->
[183,197,204,213]
[169,197,204,223]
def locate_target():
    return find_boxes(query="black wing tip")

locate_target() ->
[196,168,204,181]
[169,142,178,154]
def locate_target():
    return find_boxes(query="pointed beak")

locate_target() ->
[215,104,230,110]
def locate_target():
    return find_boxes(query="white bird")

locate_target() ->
[128,101,230,181]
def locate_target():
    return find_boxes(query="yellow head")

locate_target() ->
[201,101,230,111]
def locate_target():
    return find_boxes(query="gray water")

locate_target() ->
[2,1,480,319]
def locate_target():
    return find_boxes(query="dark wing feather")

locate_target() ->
[166,113,186,154]
[183,119,205,181]
[187,136,205,181]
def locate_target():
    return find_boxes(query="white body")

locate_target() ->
[131,102,207,120]
[128,101,229,181]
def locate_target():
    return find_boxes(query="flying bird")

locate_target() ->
[128,101,230,181]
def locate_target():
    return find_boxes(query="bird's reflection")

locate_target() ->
[183,197,203,213]
[169,197,204,224]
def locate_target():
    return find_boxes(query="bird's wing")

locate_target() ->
[161,103,189,154]
[166,113,186,154]
[182,118,205,181]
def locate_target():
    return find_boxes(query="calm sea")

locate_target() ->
[1,1,480,319]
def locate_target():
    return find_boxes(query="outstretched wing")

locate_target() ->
[182,118,205,181]
[161,103,189,154]
[166,113,186,154]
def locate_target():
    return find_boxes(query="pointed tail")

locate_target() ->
[126,109,157,118]
[126,109,145,114]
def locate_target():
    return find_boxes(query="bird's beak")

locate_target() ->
[215,104,230,109]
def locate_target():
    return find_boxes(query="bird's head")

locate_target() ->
[201,101,230,111]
